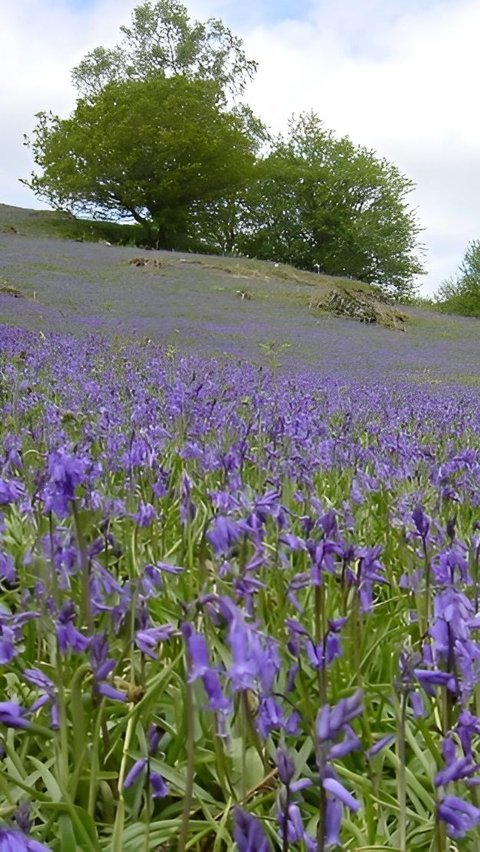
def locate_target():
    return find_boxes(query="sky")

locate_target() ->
[2,0,480,295]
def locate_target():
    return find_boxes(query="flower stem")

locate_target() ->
[111,712,135,851]
[178,675,195,852]
[398,691,407,852]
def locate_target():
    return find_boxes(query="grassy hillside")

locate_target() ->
[0,203,478,383]
[0,202,144,244]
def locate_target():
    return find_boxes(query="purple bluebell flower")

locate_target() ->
[182,624,230,713]
[207,516,242,556]
[0,478,23,505]
[0,552,16,586]
[183,625,210,681]
[410,690,425,717]
[257,696,299,739]
[0,827,51,851]
[322,775,361,812]
[0,701,30,729]
[24,669,59,729]
[437,795,480,839]
[56,602,89,654]
[316,690,364,743]
[227,618,279,694]
[124,724,168,800]
[150,772,169,798]
[140,562,183,596]
[308,538,343,586]
[284,803,305,843]
[366,734,395,759]
[13,801,32,834]
[325,796,342,847]
[42,449,89,518]
[233,807,270,852]
[134,624,175,659]
[435,736,480,787]
[412,505,431,541]
[457,710,480,758]
[180,474,195,524]
[276,747,295,785]
[0,626,16,664]
[89,633,126,702]
[355,545,386,613]
[200,670,229,713]
[147,724,162,754]
[134,502,156,527]
[124,758,148,789]
[279,532,307,551]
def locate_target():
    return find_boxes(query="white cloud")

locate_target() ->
[2,0,480,294]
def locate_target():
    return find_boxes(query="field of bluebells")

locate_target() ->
[1,314,480,852]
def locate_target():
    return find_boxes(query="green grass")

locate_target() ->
[0,203,144,245]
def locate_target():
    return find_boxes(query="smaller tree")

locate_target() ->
[435,240,480,316]
[215,113,425,300]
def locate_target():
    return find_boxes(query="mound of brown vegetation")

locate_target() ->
[128,257,163,268]
[310,286,407,329]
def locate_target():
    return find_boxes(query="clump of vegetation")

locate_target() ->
[435,239,480,317]
[310,285,408,328]
[0,277,23,297]
[128,257,164,268]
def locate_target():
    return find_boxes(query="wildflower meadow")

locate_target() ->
[0,322,480,850]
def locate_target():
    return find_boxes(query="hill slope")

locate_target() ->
[0,203,478,383]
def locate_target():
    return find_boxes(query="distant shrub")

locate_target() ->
[435,240,480,316]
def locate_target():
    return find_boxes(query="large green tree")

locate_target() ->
[435,240,480,316]
[23,76,260,248]
[195,114,424,299]
[23,0,260,248]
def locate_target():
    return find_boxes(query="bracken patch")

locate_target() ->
[310,285,408,328]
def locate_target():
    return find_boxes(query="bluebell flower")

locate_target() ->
[323,775,361,812]
[42,449,89,518]
[437,795,480,839]
[134,624,175,659]
[435,735,480,787]
[182,624,230,713]
[89,633,126,702]
[0,478,23,506]
[457,710,480,758]
[0,701,30,730]
[233,807,270,852]
[24,669,59,729]
[0,626,16,664]
[325,796,342,848]
[207,516,243,556]
[316,690,363,743]
[257,696,299,738]
[0,552,16,586]
[0,827,50,851]
[56,602,89,654]
[124,723,168,800]
[412,505,431,541]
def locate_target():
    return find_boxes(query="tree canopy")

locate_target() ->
[23,76,261,249]
[191,114,424,298]
[435,240,480,316]
[71,0,257,99]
